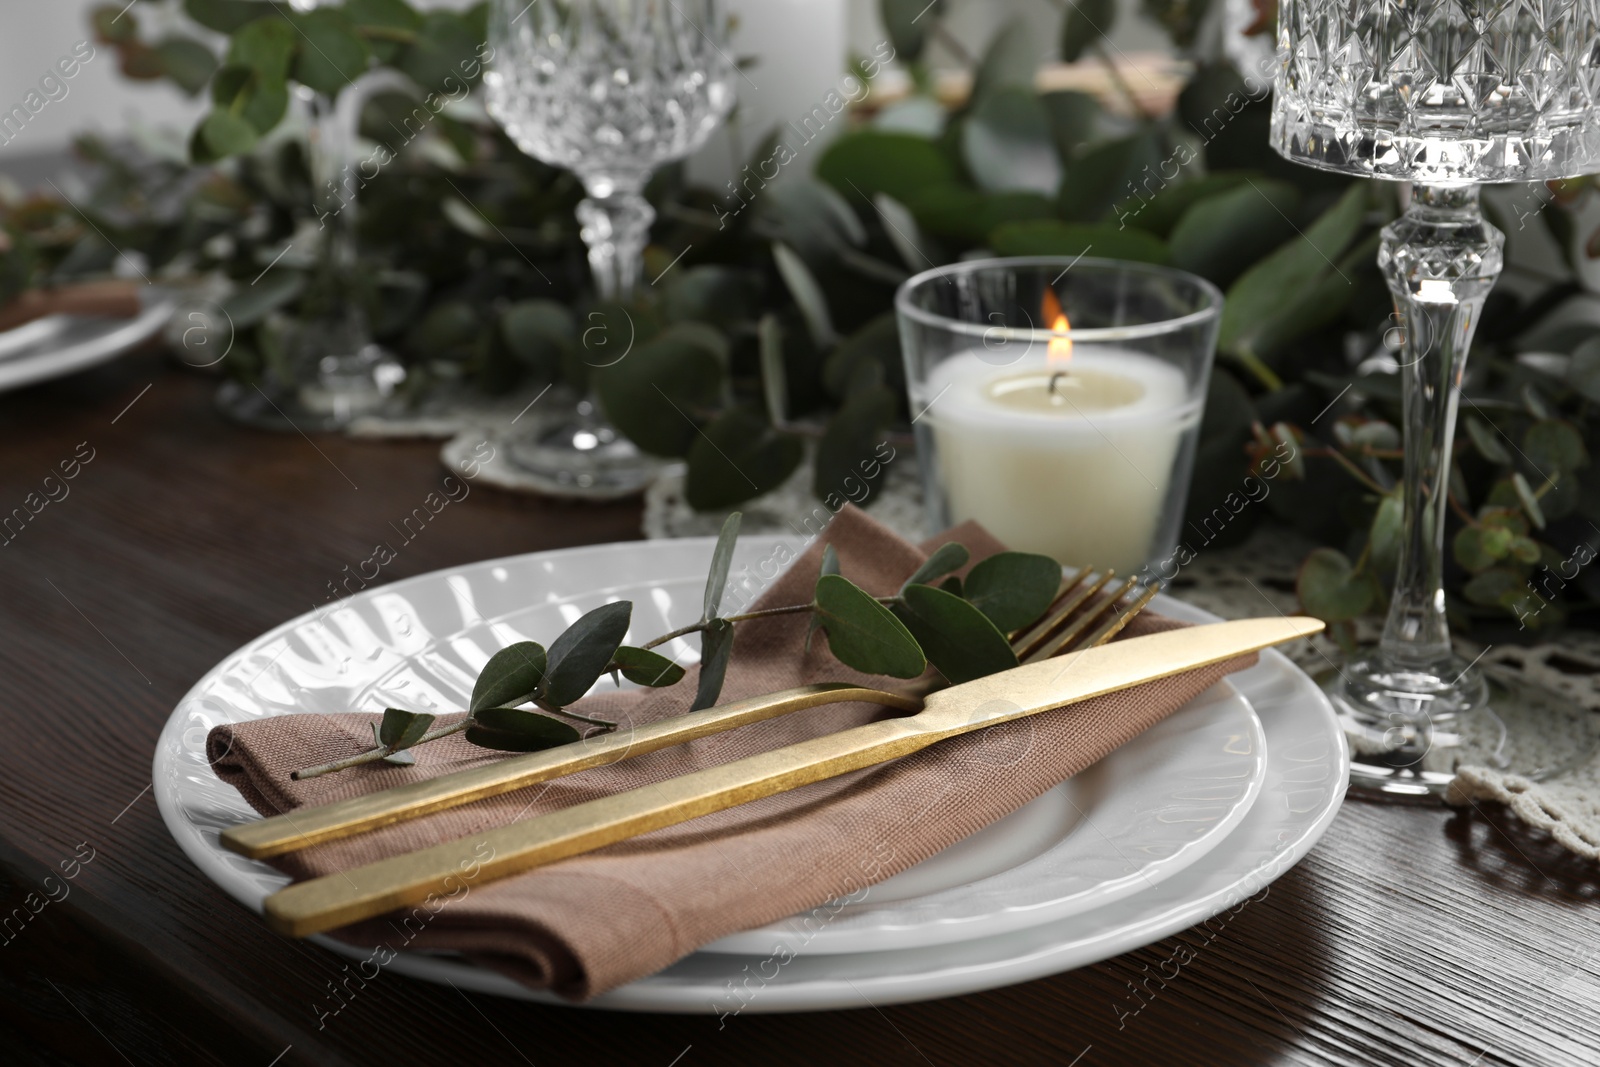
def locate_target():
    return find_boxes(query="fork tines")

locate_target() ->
[1011,567,1161,664]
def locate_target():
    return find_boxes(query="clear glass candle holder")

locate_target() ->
[896,257,1222,577]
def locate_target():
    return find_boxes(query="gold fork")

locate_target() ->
[222,568,1156,862]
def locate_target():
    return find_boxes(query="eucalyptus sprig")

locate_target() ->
[289,512,1066,779]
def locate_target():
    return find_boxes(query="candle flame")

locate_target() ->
[1042,289,1071,365]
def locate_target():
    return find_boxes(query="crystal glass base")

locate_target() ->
[216,345,404,432]
[506,395,659,498]
[1319,661,1600,797]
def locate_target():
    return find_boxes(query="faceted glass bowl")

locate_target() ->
[1271,0,1600,181]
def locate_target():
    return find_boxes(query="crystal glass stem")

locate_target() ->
[1375,184,1501,679]
[576,174,654,300]
[216,88,401,430]
[503,169,661,497]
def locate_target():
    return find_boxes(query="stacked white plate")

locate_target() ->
[0,287,174,393]
[154,536,1348,1013]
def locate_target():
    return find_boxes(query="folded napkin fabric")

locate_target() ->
[0,279,141,332]
[209,505,1257,999]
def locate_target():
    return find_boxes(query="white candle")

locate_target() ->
[920,350,1199,573]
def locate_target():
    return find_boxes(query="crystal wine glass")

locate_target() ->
[1272,0,1600,794]
[218,1,404,432]
[485,0,735,496]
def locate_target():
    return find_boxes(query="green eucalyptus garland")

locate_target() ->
[3,0,1599,639]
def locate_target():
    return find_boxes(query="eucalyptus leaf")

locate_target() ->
[874,193,938,272]
[664,265,762,328]
[1167,180,1299,287]
[772,242,838,349]
[1511,472,1548,529]
[904,185,1054,243]
[501,299,576,377]
[228,17,295,80]
[293,9,370,97]
[1297,547,1374,622]
[1060,0,1117,62]
[200,110,260,158]
[470,641,547,711]
[373,723,416,765]
[806,546,842,651]
[184,0,272,33]
[1114,171,1255,237]
[1368,491,1403,576]
[1454,525,1502,572]
[395,10,483,93]
[704,511,741,621]
[608,646,686,687]
[211,61,289,137]
[1040,90,1099,163]
[1522,383,1555,420]
[655,321,731,369]
[685,409,804,511]
[1219,182,1368,358]
[1057,130,1165,223]
[543,602,633,706]
[378,706,436,751]
[1462,567,1526,609]
[814,383,896,504]
[154,37,219,95]
[692,618,735,710]
[963,551,1063,631]
[594,334,723,457]
[814,575,927,678]
[989,220,1167,263]
[822,313,903,399]
[962,88,1063,196]
[758,314,788,426]
[971,18,1040,107]
[817,131,957,204]
[1568,336,1600,403]
[1523,419,1588,474]
[880,0,944,62]
[466,707,582,753]
[896,584,1017,684]
[95,4,141,43]
[220,270,305,328]
[901,542,971,594]
[347,0,424,48]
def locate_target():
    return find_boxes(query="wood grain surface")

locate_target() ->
[0,352,1596,1067]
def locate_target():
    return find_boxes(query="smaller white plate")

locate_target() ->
[0,288,174,392]
[705,680,1264,954]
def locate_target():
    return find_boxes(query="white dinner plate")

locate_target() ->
[156,536,1262,951]
[0,287,174,393]
[155,536,1345,1012]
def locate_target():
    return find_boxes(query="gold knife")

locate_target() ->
[259,615,1321,937]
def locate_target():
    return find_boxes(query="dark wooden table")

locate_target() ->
[1,352,1597,1067]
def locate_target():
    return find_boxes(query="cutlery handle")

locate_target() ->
[263,713,942,937]
[223,683,922,860]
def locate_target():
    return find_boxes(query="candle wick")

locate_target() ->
[1048,371,1069,397]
